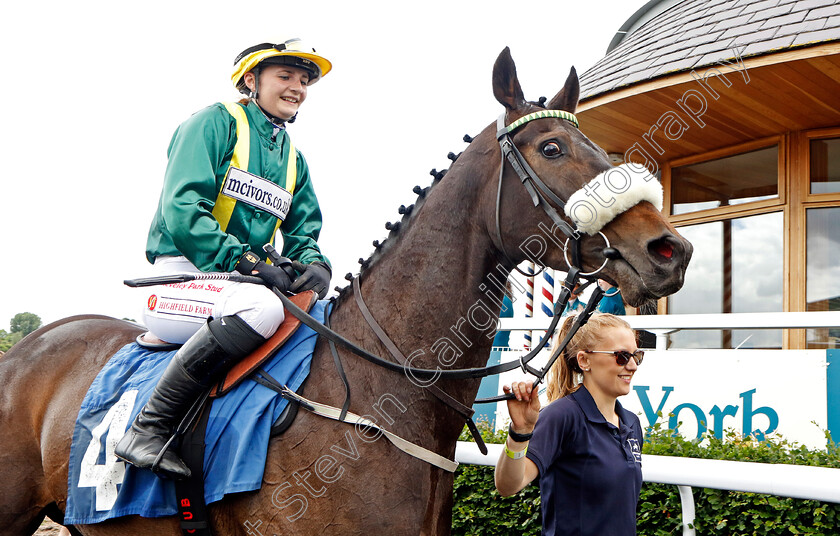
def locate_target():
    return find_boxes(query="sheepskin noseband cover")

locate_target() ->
[563,163,663,236]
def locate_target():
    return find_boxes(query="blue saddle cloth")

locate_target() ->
[64,300,327,524]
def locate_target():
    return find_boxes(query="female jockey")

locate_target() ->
[115,38,332,480]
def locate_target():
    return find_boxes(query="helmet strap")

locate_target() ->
[252,100,287,130]
[248,67,261,99]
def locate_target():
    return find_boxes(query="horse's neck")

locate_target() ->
[328,157,507,445]
[361,169,505,363]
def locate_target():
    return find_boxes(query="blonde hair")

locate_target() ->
[545,313,634,402]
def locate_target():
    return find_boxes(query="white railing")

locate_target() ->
[499,310,840,350]
[455,442,840,536]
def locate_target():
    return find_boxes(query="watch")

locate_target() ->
[508,424,533,442]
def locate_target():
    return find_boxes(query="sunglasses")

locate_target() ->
[586,350,644,366]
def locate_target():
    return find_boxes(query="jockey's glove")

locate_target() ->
[235,251,296,293]
[290,261,331,299]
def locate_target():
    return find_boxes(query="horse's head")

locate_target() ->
[488,48,692,306]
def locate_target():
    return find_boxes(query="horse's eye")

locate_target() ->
[541,141,563,158]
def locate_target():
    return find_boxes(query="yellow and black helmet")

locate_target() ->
[232,38,332,93]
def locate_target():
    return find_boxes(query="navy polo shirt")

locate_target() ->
[526,386,643,535]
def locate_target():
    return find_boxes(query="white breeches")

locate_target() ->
[142,256,285,344]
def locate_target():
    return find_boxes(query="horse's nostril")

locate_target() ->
[649,237,675,261]
[656,242,673,259]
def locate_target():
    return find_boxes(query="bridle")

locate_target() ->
[275,109,616,451]
[279,109,612,385]
[123,109,620,462]
[494,109,617,277]
[494,109,583,272]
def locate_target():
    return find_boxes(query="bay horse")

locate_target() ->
[0,48,691,535]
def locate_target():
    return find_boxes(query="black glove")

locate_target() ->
[289,261,331,299]
[235,251,295,293]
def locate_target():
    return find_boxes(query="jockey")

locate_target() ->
[115,38,332,479]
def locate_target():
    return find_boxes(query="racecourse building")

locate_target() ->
[576,0,840,350]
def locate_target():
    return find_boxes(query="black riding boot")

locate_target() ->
[114,315,266,479]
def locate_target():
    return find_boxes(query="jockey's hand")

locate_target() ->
[290,261,331,299]
[236,252,295,293]
[253,261,294,293]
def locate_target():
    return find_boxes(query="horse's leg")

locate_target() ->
[0,397,49,533]
[0,336,91,534]
[0,317,142,535]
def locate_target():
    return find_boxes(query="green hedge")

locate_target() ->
[452,421,840,535]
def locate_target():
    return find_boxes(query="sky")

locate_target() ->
[0,0,645,332]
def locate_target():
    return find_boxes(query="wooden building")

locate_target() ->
[577,0,840,349]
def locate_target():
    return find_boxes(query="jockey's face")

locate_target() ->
[245,64,309,120]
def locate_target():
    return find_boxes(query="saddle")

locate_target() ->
[210,290,318,397]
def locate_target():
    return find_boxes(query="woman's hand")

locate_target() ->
[495,379,541,497]
[504,380,541,436]
[250,261,294,292]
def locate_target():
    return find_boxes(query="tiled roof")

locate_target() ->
[580,0,840,100]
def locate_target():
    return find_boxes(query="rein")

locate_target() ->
[123,108,617,469]
[351,276,489,454]
[126,271,597,383]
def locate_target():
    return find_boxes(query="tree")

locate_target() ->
[10,312,41,337]
[0,330,22,353]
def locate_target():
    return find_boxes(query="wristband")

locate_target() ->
[508,424,533,442]
[504,444,528,460]
[236,251,260,274]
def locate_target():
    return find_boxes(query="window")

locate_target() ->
[671,145,779,215]
[806,207,840,349]
[668,212,784,349]
[662,130,840,349]
[810,137,840,195]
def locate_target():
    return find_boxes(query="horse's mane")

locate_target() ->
[330,99,549,307]
[330,158,455,306]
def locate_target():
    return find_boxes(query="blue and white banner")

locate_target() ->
[493,348,837,449]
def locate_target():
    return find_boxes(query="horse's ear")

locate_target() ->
[547,66,580,113]
[492,47,526,111]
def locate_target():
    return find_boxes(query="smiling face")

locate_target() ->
[578,327,639,400]
[245,64,309,120]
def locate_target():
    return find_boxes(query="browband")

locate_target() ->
[496,109,579,138]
